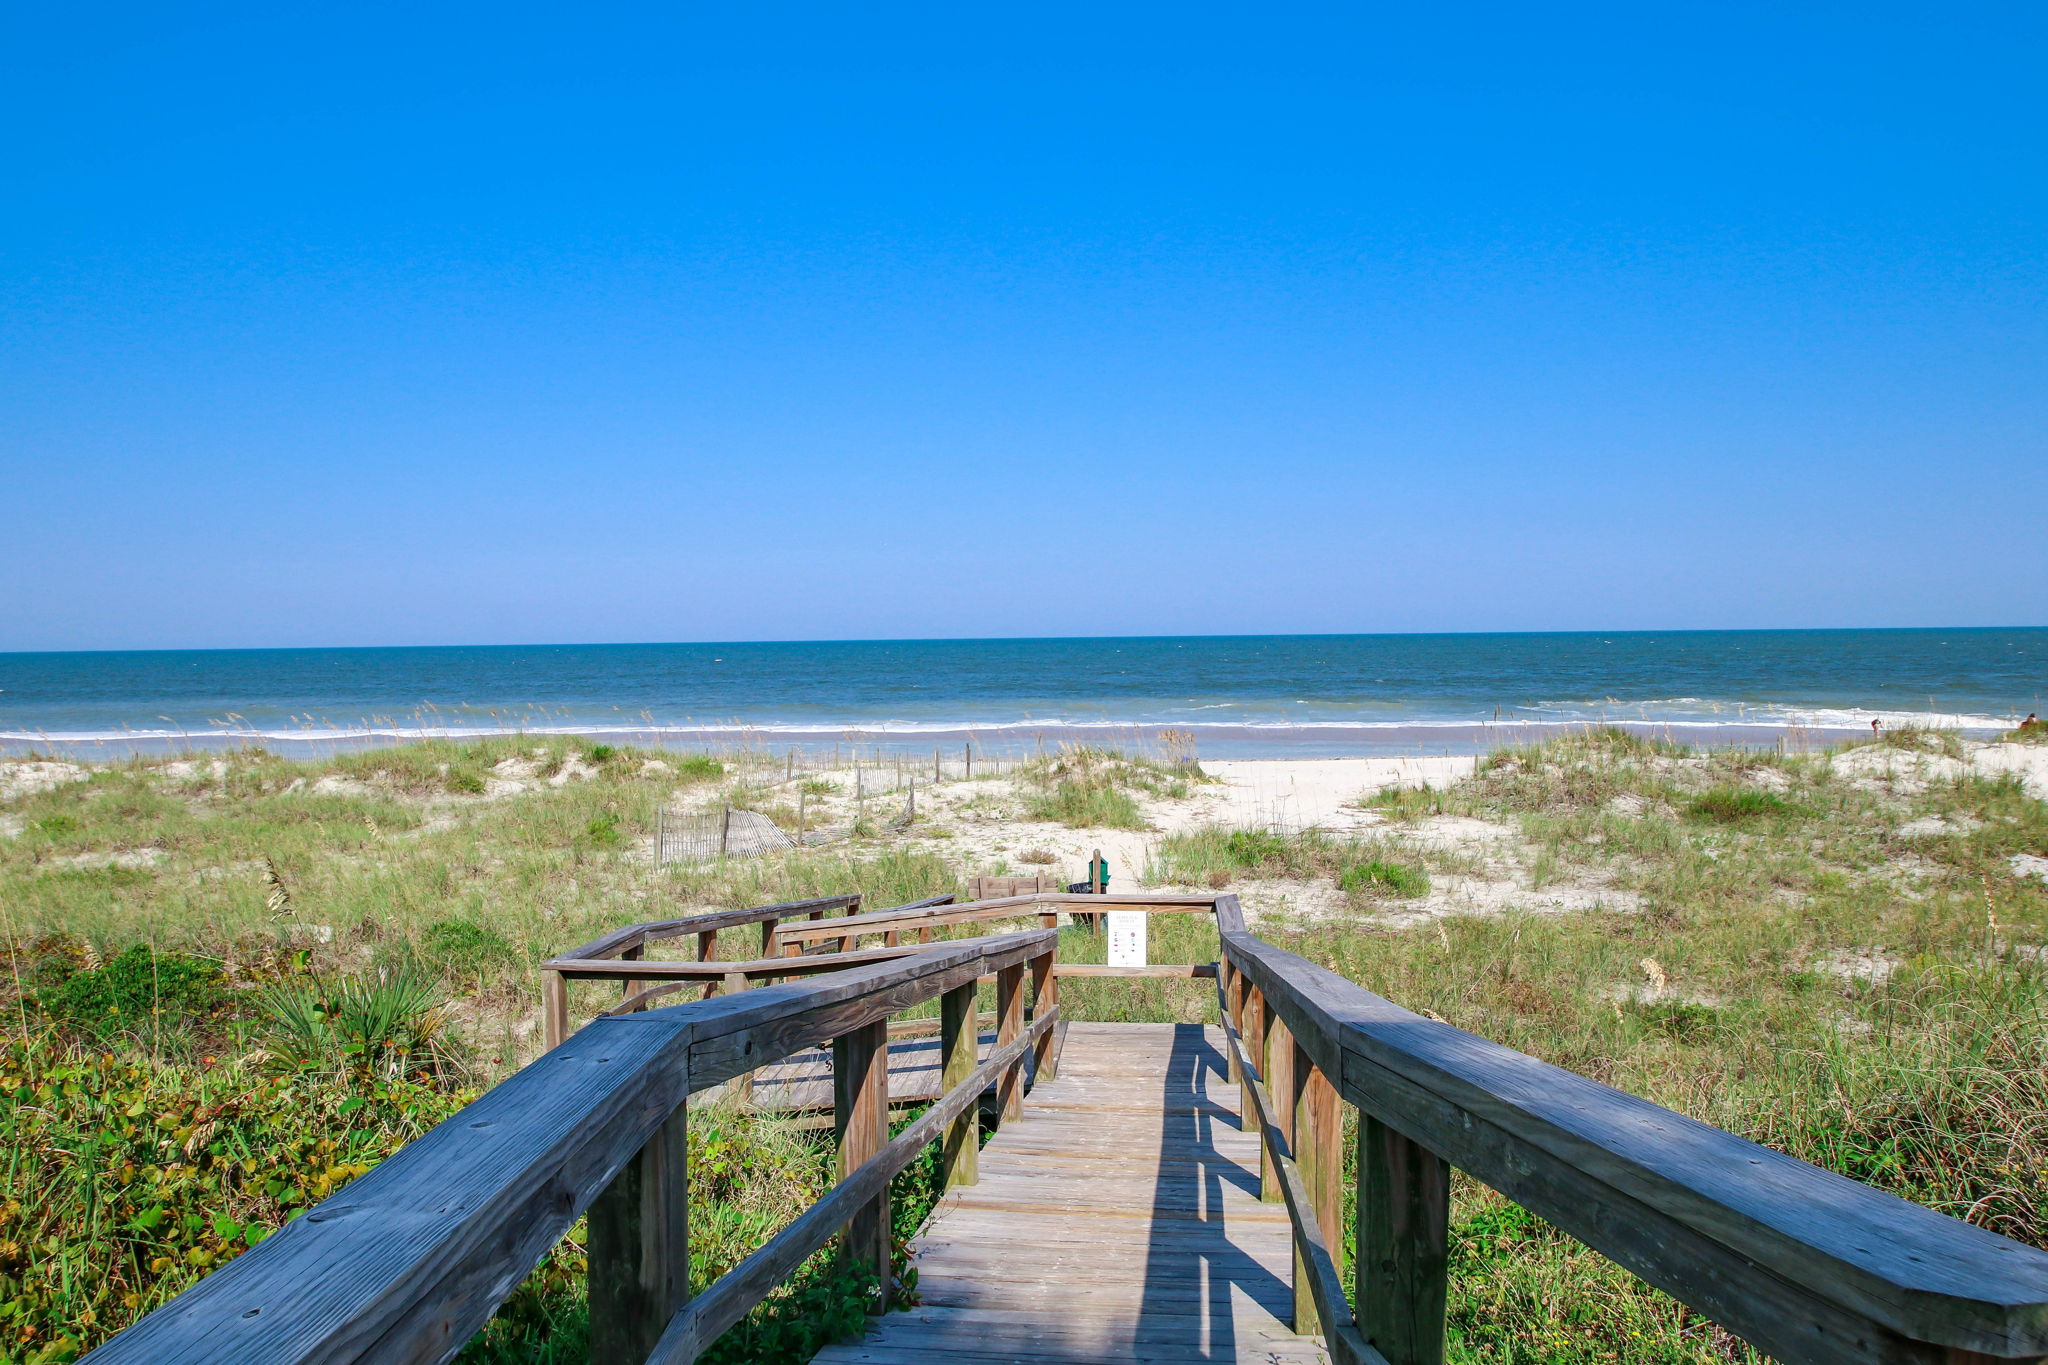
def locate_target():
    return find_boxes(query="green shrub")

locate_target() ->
[420,919,517,984]
[32,946,231,1043]
[0,1036,468,1360]
[1338,860,1431,898]
[584,813,625,848]
[1224,830,1289,866]
[586,744,617,763]
[445,767,487,795]
[675,755,726,779]
[1685,788,1800,823]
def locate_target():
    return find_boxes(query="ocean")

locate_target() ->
[1,629,2041,760]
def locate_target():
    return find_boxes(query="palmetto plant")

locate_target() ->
[255,963,460,1081]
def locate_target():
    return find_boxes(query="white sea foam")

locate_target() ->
[0,708,2017,745]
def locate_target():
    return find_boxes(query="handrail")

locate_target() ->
[767,890,1215,948]
[1212,893,2048,1365]
[543,889,1212,1046]
[559,893,863,962]
[80,929,1059,1365]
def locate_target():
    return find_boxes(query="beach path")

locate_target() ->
[811,1021,1331,1365]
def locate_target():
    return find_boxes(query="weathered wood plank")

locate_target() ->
[835,1019,891,1298]
[586,1103,688,1363]
[869,1023,1332,1365]
[1356,1112,1448,1365]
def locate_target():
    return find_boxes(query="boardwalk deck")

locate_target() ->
[813,1022,1332,1365]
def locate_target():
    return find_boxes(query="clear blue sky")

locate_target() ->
[3,3,2043,650]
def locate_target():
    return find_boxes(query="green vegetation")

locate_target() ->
[5,726,2048,1364]
[1017,745,1191,829]
[1336,859,1430,898]
[1682,787,1801,823]
[1149,827,1429,899]
[30,946,231,1045]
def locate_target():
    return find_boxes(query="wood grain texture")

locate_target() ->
[996,962,1025,1123]
[813,1023,1329,1365]
[942,983,980,1188]
[586,1102,688,1363]
[1293,1050,1343,1336]
[835,1020,892,1297]
[1356,1113,1447,1365]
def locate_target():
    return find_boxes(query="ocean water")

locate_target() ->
[1,630,2041,759]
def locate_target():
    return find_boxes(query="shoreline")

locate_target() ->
[0,719,1986,761]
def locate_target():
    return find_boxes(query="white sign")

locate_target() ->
[1106,910,1148,968]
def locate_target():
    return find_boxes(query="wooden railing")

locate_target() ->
[80,889,2048,1365]
[1209,893,2048,1365]
[542,890,1218,1047]
[81,928,1060,1365]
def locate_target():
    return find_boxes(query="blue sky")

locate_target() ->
[3,3,2043,650]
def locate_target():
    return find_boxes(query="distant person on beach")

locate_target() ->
[2021,713,2044,734]
[1871,718,1882,733]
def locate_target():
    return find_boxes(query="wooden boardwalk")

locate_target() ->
[814,1022,1332,1365]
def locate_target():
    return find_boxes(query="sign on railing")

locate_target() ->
[1106,909,1147,967]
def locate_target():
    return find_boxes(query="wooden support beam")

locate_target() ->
[834,1019,892,1306]
[1357,1112,1449,1365]
[696,930,718,1001]
[586,1102,688,1363]
[1241,985,1265,1140]
[995,963,1025,1123]
[940,983,979,1188]
[1293,1046,1342,1335]
[543,969,568,1050]
[1030,948,1058,1083]
[622,943,648,1007]
[722,972,754,1105]
[1263,1008,1295,1204]
[1222,963,1243,1086]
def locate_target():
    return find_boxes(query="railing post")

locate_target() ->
[1030,946,1058,1082]
[1357,1113,1450,1365]
[542,968,568,1050]
[1221,963,1242,1085]
[996,963,1025,1122]
[940,982,979,1188]
[586,1100,689,1363]
[696,929,718,1000]
[758,916,780,957]
[1241,985,1266,1139]
[835,1019,892,1307]
[723,971,754,1106]
[1262,1008,1295,1204]
[621,943,647,1010]
[1293,1045,1342,1334]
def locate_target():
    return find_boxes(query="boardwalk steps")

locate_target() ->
[816,1023,1329,1364]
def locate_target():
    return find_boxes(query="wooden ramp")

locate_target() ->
[814,1022,1332,1365]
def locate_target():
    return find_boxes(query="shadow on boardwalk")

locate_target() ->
[814,1021,1329,1363]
